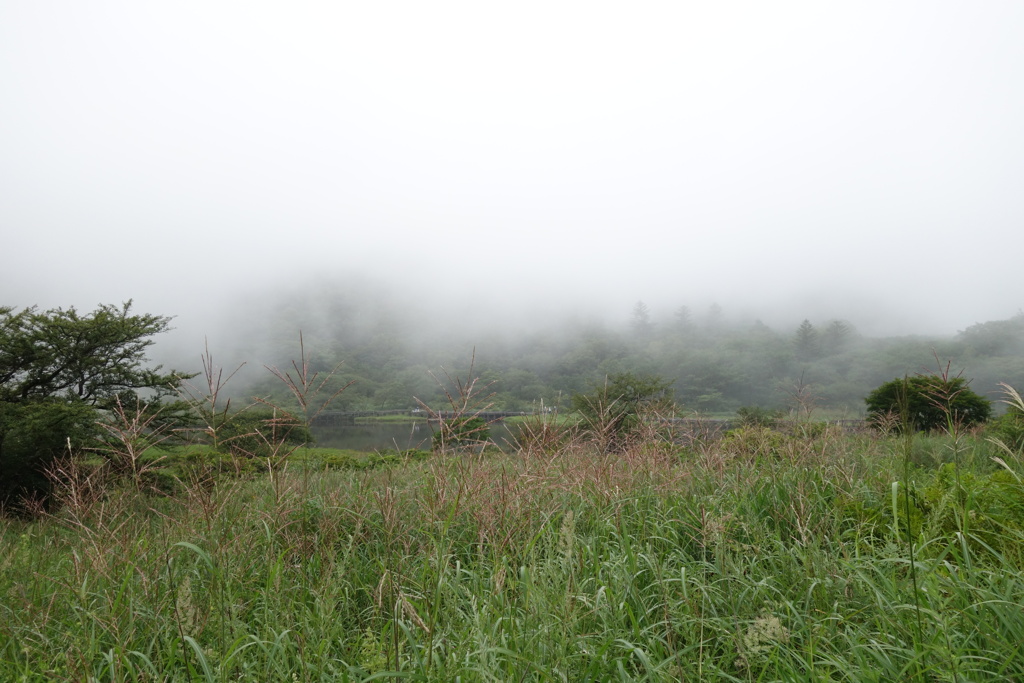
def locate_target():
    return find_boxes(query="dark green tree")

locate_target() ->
[1,302,186,509]
[1,302,181,407]
[793,319,820,362]
[630,301,654,338]
[672,305,693,332]
[865,375,992,433]
[570,372,674,451]
[822,319,854,356]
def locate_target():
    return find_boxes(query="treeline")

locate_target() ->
[228,291,1024,417]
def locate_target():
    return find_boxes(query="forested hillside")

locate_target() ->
[216,287,1024,417]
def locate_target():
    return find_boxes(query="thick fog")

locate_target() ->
[3,2,1023,367]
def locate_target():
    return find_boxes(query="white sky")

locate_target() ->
[2,1,1023,343]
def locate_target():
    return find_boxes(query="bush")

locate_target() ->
[736,405,784,427]
[0,400,98,511]
[314,448,432,470]
[512,414,573,454]
[921,463,1024,557]
[570,372,674,452]
[865,375,992,433]
[217,409,313,459]
[432,417,490,452]
[991,405,1024,453]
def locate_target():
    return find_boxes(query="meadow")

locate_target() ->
[3,408,1024,683]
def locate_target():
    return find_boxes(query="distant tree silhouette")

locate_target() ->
[673,305,693,332]
[822,320,853,355]
[794,320,820,361]
[631,301,654,338]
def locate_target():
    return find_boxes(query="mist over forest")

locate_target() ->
[4,3,1023,418]
[146,274,1024,418]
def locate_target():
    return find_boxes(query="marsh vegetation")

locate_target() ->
[3,384,1024,681]
[3,304,1024,680]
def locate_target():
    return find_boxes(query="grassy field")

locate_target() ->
[2,419,1024,681]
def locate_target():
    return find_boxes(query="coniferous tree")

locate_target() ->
[822,320,853,355]
[794,319,820,362]
[630,301,654,339]
[672,305,693,332]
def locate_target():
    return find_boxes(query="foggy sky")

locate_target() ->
[2,1,1023,358]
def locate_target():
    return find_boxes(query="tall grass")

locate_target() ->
[2,394,1024,679]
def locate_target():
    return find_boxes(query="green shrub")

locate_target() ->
[736,405,784,427]
[511,414,573,454]
[217,409,313,458]
[787,420,831,439]
[921,463,1024,558]
[138,468,181,496]
[570,372,674,452]
[169,445,257,480]
[0,400,98,511]
[865,376,992,433]
[317,452,360,470]
[314,448,431,471]
[991,406,1024,453]
[432,417,490,452]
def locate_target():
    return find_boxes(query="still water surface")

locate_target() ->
[311,421,517,452]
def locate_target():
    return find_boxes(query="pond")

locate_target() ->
[311,420,519,452]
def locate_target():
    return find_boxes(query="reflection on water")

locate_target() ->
[311,421,516,452]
